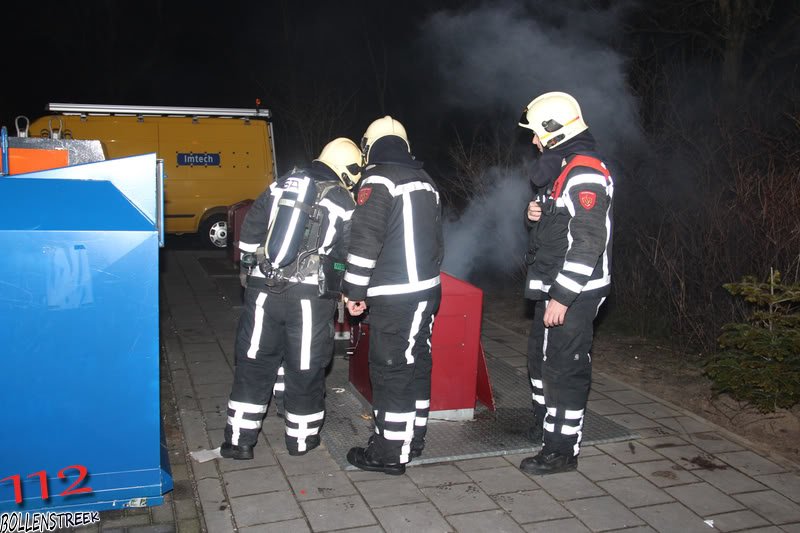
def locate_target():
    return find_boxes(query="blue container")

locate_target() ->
[0,154,171,513]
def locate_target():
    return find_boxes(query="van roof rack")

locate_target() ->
[46,103,272,119]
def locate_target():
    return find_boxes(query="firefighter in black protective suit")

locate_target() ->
[343,116,443,475]
[516,92,615,475]
[220,138,360,459]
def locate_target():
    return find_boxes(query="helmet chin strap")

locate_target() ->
[340,173,355,190]
[360,137,370,163]
[546,134,565,148]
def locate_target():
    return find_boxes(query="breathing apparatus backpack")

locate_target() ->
[243,170,346,297]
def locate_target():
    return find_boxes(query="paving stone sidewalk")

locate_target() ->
[144,250,800,532]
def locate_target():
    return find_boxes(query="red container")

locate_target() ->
[348,272,489,420]
[227,199,254,264]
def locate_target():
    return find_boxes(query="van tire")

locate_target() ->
[200,214,228,249]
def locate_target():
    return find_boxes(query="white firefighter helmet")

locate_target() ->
[315,137,362,190]
[518,91,588,149]
[361,115,410,161]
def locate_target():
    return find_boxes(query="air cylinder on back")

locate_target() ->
[265,173,316,269]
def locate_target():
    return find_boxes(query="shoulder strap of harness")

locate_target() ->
[303,180,341,251]
[550,154,610,200]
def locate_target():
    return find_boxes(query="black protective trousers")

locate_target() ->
[366,295,440,464]
[224,287,335,454]
[527,297,604,457]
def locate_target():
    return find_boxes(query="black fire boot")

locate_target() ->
[220,442,254,460]
[409,437,425,459]
[274,394,285,419]
[519,450,577,475]
[526,422,543,443]
[347,447,406,476]
[288,435,321,456]
[526,406,546,443]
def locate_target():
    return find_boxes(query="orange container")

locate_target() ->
[1,147,69,175]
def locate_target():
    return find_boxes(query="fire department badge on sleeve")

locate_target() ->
[358,187,372,205]
[578,190,597,210]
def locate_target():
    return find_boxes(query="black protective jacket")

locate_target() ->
[343,138,443,303]
[525,133,614,305]
[239,162,355,297]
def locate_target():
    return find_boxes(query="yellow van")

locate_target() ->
[28,103,277,247]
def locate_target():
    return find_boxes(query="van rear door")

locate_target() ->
[158,118,270,234]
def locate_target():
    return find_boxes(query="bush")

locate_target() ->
[705,271,800,412]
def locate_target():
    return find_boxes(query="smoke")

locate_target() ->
[419,0,642,158]
[442,166,532,281]
[420,0,643,281]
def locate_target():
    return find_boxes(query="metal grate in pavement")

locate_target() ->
[321,352,638,469]
[196,252,638,468]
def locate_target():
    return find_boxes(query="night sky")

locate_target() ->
[8,1,797,168]
[4,0,474,173]
[5,0,799,281]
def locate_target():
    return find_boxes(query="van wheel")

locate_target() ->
[201,214,228,249]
